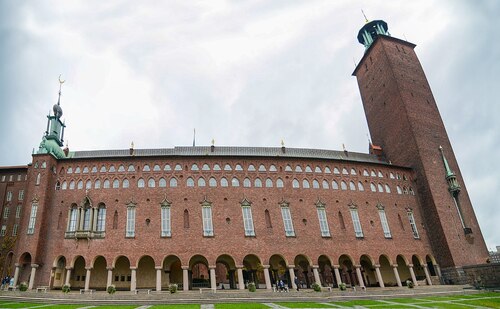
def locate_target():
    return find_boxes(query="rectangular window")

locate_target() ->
[18,190,24,201]
[97,208,106,232]
[3,207,9,219]
[281,206,295,237]
[27,202,38,234]
[202,206,214,236]
[407,212,420,239]
[317,207,331,237]
[17,174,21,181]
[83,208,91,230]
[12,224,18,236]
[126,207,136,237]
[6,191,12,202]
[68,209,78,232]
[161,206,171,237]
[16,206,21,218]
[242,206,255,236]
[350,208,364,238]
[378,209,392,238]
[0,225,6,236]
[8,175,13,182]
[1,176,5,182]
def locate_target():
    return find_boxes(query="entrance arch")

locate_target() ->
[216,254,236,289]
[137,255,155,289]
[162,255,182,289]
[338,254,357,286]
[71,256,86,289]
[269,254,289,287]
[18,252,32,284]
[90,256,107,290]
[294,254,312,288]
[52,256,66,289]
[412,255,427,284]
[318,255,335,287]
[189,255,210,289]
[426,255,437,276]
[379,254,397,286]
[360,254,377,287]
[243,254,264,288]
[113,256,131,290]
[396,255,412,286]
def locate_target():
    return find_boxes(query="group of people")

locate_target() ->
[1,275,13,290]
[275,277,302,292]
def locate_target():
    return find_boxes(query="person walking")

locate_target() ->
[294,276,300,291]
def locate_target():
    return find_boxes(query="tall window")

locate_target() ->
[27,202,39,234]
[68,207,78,232]
[36,173,41,185]
[161,198,171,237]
[97,205,106,232]
[407,209,420,239]
[316,201,330,237]
[0,225,6,236]
[12,224,18,236]
[18,190,24,201]
[201,199,214,236]
[6,191,12,202]
[349,204,363,238]
[280,201,295,237]
[15,205,21,218]
[126,202,136,237]
[82,207,92,230]
[241,199,255,236]
[377,204,391,238]
[3,207,9,219]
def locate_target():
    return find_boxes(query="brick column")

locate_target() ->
[182,266,189,291]
[333,265,342,285]
[408,264,418,286]
[84,267,92,290]
[236,266,245,290]
[106,267,113,289]
[13,263,20,287]
[28,264,39,290]
[374,264,385,288]
[288,265,297,290]
[392,264,402,287]
[130,267,137,291]
[422,265,432,285]
[209,266,217,291]
[155,266,162,291]
[354,265,365,288]
[65,267,73,286]
[312,265,321,287]
[262,265,272,290]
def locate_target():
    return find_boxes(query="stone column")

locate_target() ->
[209,266,216,291]
[130,267,137,291]
[165,271,171,285]
[374,264,385,288]
[312,265,321,287]
[408,264,418,286]
[434,264,443,284]
[333,265,342,285]
[288,265,297,290]
[236,266,245,290]
[182,266,189,291]
[155,266,162,291]
[84,267,92,290]
[106,267,113,289]
[28,264,39,290]
[422,265,432,285]
[262,265,272,290]
[66,209,72,231]
[228,270,235,289]
[49,267,56,289]
[92,207,98,231]
[354,265,365,288]
[13,264,20,287]
[392,264,402,287]
[65,267,73,286]
[78,208,84,230]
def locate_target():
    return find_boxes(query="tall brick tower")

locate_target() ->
[352,19,489,283]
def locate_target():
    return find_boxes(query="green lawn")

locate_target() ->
[150,305,200,309]
[274,302,335,308]
[215,304,270,309]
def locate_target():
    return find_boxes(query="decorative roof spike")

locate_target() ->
[361,9,369,23]
[439,146,455,178]
[439,146,461,194]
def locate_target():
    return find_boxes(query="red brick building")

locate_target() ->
[0,19,489,291]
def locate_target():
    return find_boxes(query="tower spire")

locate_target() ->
[361,9,369,23]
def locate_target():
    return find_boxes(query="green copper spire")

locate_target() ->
[439,146,460,194]
[357,18,390,50]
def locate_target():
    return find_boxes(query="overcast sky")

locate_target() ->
[1,1,498,250]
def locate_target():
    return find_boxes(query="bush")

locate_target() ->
[19,282,28,291]
[406,280,414,288]
[338,282,347,291]
[312,283,321,292]
[248,282,256,292]
[62,284,71,293]
[169,283,178,293]
[107,284,116,294]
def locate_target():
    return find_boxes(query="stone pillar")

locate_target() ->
[165,271,171,285]
[49,267,56,288]
[392,264,402,287]
[408,264,418,286]
[354,265,365,288]
[182,266,189,291]
[209,266,217,290]
[130,267,137,291]
[435,264,443,284]
[312,265,321,287]
[263,265,272,290]
[13,264,20,287]
[65,267,73,286]
[288,265,297,290]
[78,208,83,230]
[84,267,92,290]
[155,266,162,291]
[28,264,39,290]
[422,265,432,285]
[66,209,72,231]
[92,207,98,231]
[333,265,342,285]
[228,270,235,289]
[236,266,245,290]
[106,267,113,289]
[374,264,385,288]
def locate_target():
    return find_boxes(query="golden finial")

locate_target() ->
[361,9,369,23]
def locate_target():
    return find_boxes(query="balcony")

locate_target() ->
[65,230,105,239]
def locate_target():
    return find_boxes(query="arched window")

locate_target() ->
[332,180,339,190]
[357,181,364,191]
[170,178,178,187]
[67,167,73,173]
[174,164,182,171]
[143,165,150,172]
[248,164,256,171]
[69,180,75,190]
[183,209,190,228]
[67,204,78,232]
[397,185,402,194]
[55,181,61,190]
[137,178,145,188]
[62,181,67,190]
[385,184,391,193]
[403,186,409,194]
[153,164,161,171]
[302,179,310,188]
[351,168,357,175]
[231,177,240,187]
[75,167,81,173]
[269,165,277,172]
[265,178,273,188]
[258,164,266,172]
[322,180,329,189]
[363,169,369,176]
[108,166,115,173]
[191,164,199,171]
[390,172,395,179]
[340,181,347,190]
[378,171,384,178]
[202,164,210,171]
[305,166,313,173]
[128,164,135,172]
[148,178,156,188]
[100,166,106,173]
[36,173,41,185]
[295,165,303,172]
[77,180,83,189]
[349,181,356,191]
[159,178,167,187]
[209,177,217,187]
[285,165,292,172]
[104,179,111,189]
[198,177,206,187]
[370,183,377,192]
[276,178,284,188]
[224,164,232,171]
[164,164,171,171]
[96,204,106,232]
[213,164,221,171]
[254,178,262,188]
[315,166,322,173]
[94,180,101,189]
[85,180,92,190]
[312,179,320,189]
[265,209,272,228]
[324,166,331,174]
[91,166,97,173]
[235,164,243,171]
[123,179,130,188]
[243,178,251,188]
[409,187,415,195]
[292,179,299,188]
[342,168,348,175]
[376,183,383,192]
[333,167,340,174]
[113,179,120,188]
[118,165,125,172]
[186,177,195,187]
[83,166,89,173]
[371,170,377,177]
[220,177,228,187]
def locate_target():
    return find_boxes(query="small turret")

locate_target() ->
[357,19,390,50]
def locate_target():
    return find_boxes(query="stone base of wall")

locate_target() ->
[440,267,469,285]
[462,263,500,288]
